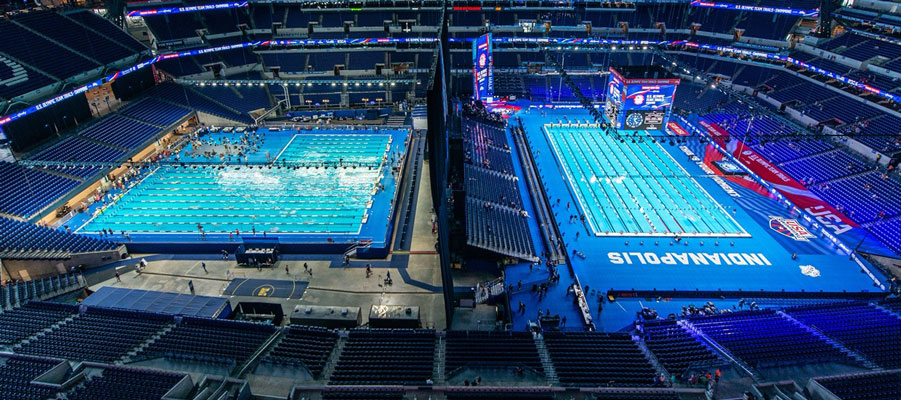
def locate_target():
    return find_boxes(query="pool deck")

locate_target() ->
[506,105,886,330]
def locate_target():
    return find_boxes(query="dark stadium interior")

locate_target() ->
[0,0,900,399]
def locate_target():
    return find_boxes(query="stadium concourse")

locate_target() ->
[1,1,901,400]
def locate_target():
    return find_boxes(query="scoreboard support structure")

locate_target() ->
[604,65,680,131]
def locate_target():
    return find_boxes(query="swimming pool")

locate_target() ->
[544,123,747,237]
[79,129,400,236]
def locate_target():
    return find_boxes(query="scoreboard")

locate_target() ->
[604,67,679,131]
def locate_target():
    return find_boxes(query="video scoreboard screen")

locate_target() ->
[472,33,494,101]
[606,67,679,131]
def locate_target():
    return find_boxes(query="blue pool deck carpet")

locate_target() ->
[75,127,409,248]
[506,105,885,328]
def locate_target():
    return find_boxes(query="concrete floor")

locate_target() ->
[90,156,446,330]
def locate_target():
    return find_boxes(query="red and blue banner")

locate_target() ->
[472,33,494,101]
[689,0,818,17]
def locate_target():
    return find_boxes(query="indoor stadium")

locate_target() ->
[0,0,900,399]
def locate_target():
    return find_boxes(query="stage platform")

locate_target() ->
[70,126,411,257]
[510,105,887,324]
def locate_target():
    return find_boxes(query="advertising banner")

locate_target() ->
[472,33,494,100]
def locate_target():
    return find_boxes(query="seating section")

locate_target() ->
[329,329,435,385]
[77,115,161,150]
[0,356,62,400]
[0,54,55,100]
[466,198,535,261]
[814,370,901,400]
[462,115,536,261]
[0,302,77,346]
[0,19,99,80]
[641,320,721,375]
[261,325,338,377]
[321,389,405,400]
[543,332,657,387]
[446,391,554,400]
[192,85,272,114]
[66,366,185,400]
[118,98,192,128]
[30,136,126,164]
[11,11,136,65]
[0,162,80,218]
[686,310,850,367]
[64,10,146,53]
[16,308,172,363]
[445,331,543,377]
[138,317,276,365]
[788,302,901,369]
[146,82,254,124]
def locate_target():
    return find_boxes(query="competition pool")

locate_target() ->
[544,123,747,237]
[79,128,406,237]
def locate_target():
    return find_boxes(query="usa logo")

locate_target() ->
[769,216,816,241]
[799,265,821,278]
[478,53,487,68]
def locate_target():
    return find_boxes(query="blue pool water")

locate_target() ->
[79,128,405,237]
[544,123,746,237]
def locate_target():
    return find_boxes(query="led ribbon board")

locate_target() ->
[689,1,818,17]
[0,38,437,129]
[127,2,249,17]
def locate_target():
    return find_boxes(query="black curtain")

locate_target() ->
[2,93,91,153]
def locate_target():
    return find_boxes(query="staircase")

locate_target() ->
[11,313,80,350]
[433,334,446,384]
[120,322,177,364]
[678,320,761,381]
[633,332,669,379]
[533,334,559,386]
[320,334,347,383]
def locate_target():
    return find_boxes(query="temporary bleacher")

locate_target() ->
[260,325,338,377]
[0,217,117,259]
[640,320,722,375]
[0,162,80,218]
[329,329,435,386]
[0,302,77,346]
[542,331,657,387]
[16,308,173,363]
[686,310,852,368]
[462,116,536,261]
[787,302,901,369]
[812,370,901,400]
[65,366,186,400]
[137,317,277,366]
[445,331,543,377]
[466,198,536,261]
